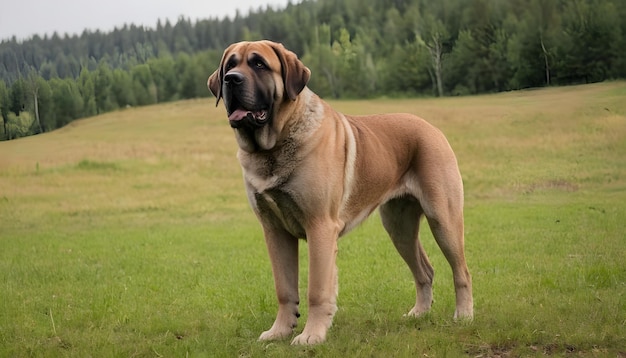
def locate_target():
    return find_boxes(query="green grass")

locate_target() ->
[1,82,625,357]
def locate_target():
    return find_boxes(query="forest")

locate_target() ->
[1,0,625,140]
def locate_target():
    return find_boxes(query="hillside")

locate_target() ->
[2,81,625,199]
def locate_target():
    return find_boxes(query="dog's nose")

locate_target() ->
[224,72,245,86]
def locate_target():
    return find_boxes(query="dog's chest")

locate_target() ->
[242,150,306,238]
[253,188,306,239]
[240,143,298,192]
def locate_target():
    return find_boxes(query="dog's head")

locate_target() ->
[208,41,310,151]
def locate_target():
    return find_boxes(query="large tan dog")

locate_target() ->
[208,40,473,345]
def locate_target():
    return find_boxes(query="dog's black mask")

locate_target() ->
[222,70,272,129]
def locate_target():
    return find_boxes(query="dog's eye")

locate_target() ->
[249,56,267,70]
[225,58,237,72]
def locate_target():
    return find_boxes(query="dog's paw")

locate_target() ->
[404,305,431,318]
[453,308,474,323]
[291,332,325,345]
[258,328,293,341]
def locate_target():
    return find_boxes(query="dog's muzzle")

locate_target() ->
[224,71,269,129]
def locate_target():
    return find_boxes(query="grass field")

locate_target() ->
[1,82,625,357]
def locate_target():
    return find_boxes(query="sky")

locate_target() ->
[0,0,293,41]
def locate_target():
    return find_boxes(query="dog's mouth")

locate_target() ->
[228,108,268,128]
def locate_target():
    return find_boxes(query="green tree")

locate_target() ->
[39,61,58,80]
[489,28,512,92]
[241,26,263,41]
[504,0,559,89]
[94,61,115,113]
[195,49,222,98]
[10,79,27,116]
[110,69,136,108]
[49,78,84,128]
[0,80,10,139]
[302,24,337,98]
[329,29,353,98]
[416,13,451,97]
[26,68,44,133]
[382,41,431,96]
[175,53,202,99]
[36,78,53,132]
[172,17,194,53]
[131,64,156,106]
[148,56,177,102]
[557,0,622,84]
[78,68,97,117]
[331,29,377,98]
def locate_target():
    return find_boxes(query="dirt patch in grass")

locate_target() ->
[466,342,619,357]
[523,179,579,194]
[465,342,516,357]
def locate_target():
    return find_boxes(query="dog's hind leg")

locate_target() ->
[380,196,434,317]
[424,205,473,320]
[419,180,474,320]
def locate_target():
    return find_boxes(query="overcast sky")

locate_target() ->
[0,0,293,41]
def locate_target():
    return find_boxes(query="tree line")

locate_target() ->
[1,0,625,140]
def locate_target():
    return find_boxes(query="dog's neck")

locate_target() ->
[283,88,324,143]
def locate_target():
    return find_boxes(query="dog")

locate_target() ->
[207,40,473,345]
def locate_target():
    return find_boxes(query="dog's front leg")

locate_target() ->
[258,226,300,341]
[291,222,339,345]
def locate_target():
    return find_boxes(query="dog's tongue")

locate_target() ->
[229,109,251,122]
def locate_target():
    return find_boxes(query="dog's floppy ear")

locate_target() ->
[270,42,311,101]
[207,68,222,106]
[208,45,235,106]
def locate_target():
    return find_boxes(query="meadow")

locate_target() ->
[0,82,625,357]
